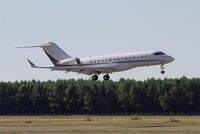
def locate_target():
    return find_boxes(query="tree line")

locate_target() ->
[0,76,200,115]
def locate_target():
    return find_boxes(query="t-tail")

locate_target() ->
[17,42,72,65]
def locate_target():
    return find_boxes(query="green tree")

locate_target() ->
[15,82,33,114]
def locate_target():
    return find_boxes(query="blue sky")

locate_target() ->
[0,0,199,81]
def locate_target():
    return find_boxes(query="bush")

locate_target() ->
[85,117,92,121]
[169,118,179,122]
[130,115,142,120]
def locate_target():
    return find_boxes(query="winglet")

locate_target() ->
[27,59,37,68]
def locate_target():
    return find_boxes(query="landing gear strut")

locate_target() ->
[103,74,110,81]
[160,65,165,74]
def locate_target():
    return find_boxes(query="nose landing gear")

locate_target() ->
[160,65,165,74]
[161,70,165,74]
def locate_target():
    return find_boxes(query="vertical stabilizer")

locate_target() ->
[17,42,72,65]
[39,42,71,64]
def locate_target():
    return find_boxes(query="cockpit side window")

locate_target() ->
[154,52,165,55]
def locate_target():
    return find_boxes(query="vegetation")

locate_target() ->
[0,116,200,134]
[130,115,142,120]
[0,116,200,127]
[0,76,200,115]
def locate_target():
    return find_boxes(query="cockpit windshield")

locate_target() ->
[154,52,165,55]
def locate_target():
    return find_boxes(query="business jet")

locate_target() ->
[18,42,174,81]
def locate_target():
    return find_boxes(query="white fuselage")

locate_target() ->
[53,50,174,75]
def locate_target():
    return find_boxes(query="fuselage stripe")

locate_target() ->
[44,51,59,64]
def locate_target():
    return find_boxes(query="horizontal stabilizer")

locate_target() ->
[27,59,37,68]
[27,59,52,69]
[16,46,41,48]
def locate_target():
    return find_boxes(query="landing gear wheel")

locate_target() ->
[103,74,110,81]
[160,65,165,74]
[161,70,165,74]
[92,75,98,81]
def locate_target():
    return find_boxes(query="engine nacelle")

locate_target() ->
[59,58,80,65]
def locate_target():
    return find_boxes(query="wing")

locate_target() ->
[52,63,121,75]
[71,65,119,75]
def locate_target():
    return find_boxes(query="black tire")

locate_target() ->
[92,75,98,81]
[103,75,110,81]
[161,70,165,74]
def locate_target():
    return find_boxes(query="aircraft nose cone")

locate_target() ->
[168,56,175,62]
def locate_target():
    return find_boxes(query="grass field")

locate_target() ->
[0,116,200,134]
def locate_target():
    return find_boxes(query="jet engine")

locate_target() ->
[59,58,80,65]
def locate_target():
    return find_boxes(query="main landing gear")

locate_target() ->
[92,75,98,81]
[160,65,165,74]
[91,74,110,81]
[103,74,110,81]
